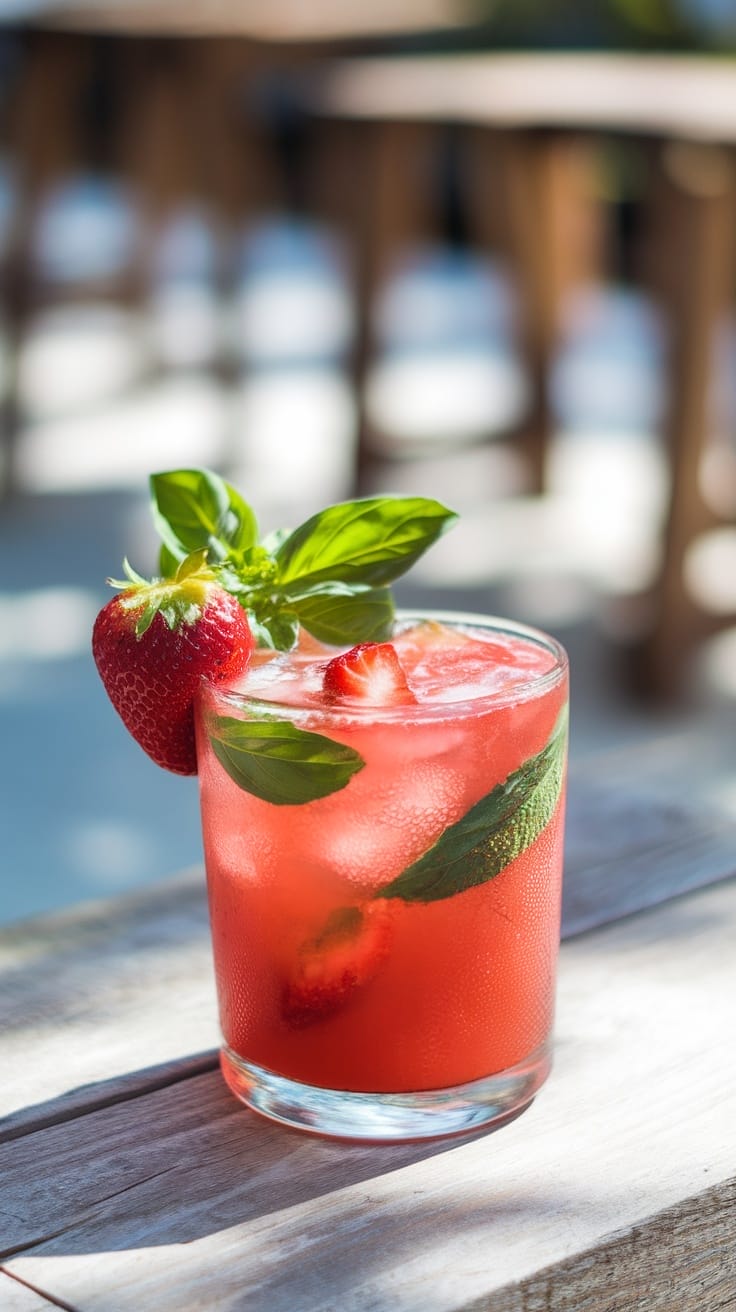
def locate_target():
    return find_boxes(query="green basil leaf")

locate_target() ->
[150,469,258,565]
[208,716,365,805]
[220,485,260,555]
[290,586,394,646]
[158,542,180,578]
[274,497,457,590]
[254,609,300,652]
[150,468,228,559]
[378,708,568,903]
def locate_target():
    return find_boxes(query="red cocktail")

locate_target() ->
[195,612,568,1140]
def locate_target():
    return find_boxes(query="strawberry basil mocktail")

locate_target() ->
[93,469,568,1141]
[197,615,567,1138]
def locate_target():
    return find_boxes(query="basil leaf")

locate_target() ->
[158,542,180,578]
[150,468,228,559]
[150,469,258,565]
[219,485,260,555]
[378,708,568,903]
[275,497,457,590]
[253,609,300,653]
[290,586,394,646]
[208,716,365,805]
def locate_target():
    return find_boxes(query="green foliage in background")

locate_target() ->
[465,0,735,53]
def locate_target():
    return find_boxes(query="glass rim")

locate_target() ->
[202,609,568,725]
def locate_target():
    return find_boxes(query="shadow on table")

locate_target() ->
[2,1058,535,1261]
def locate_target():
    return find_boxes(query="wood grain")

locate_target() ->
[474,1180,736,1312]
[562,778,736,936]
[0,871,218,1138]
[564,725,736,933]
[2,876,735,1311]
[0,1275,59,1311]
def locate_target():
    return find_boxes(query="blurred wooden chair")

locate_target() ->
[1,36,87,488]
[302,57,607,494]
[0,33,151,489]
[633,139,736,699]
[0,3,475,492]
[302,52,736,698]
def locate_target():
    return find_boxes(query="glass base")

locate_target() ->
[220,1041,552,1142]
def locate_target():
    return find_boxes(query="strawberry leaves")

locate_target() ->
[148,469,456,651]
[109,551,215,636]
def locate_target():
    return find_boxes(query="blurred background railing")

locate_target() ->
[2,0,736,922]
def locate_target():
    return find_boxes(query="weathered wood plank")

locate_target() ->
[3,876,735,1312]
[0,870,219,1139]
[562,778,736,935]
[0,1273,59,1310]
[475,1180,736,1312]
[3,733,735,1139]
[564,721,736,932]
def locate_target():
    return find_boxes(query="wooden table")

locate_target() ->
[30,0,471,39]
[2,726,735,1310]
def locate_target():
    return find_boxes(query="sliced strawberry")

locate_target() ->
[92,553,253,775]
[323,642,415,706]
[283,901,393,1027]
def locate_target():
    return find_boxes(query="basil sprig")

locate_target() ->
[150,468,258,577]
[149,468,456,651]
[377,707,568,903]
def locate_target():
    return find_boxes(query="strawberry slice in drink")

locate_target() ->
[283,902,393,1027]
[323,642,415,706]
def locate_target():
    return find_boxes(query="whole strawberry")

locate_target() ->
[92,551,253,775]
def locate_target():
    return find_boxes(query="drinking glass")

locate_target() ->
[195,611,568,1141]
